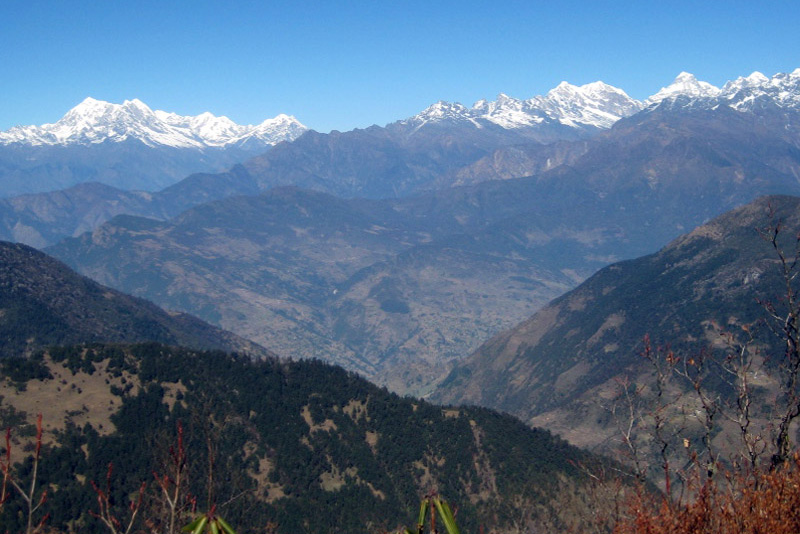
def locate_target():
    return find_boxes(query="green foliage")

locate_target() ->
[401,495,460,534]
[183,510,237,534]
[0,354,52,383]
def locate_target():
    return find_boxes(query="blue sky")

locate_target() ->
[1,0,798,133]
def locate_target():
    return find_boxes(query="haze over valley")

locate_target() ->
[3,3,800,530]
[1,68,798,395]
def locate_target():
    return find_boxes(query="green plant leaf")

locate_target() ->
[433,497,460,534]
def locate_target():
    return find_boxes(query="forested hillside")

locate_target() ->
[0,343,614,534]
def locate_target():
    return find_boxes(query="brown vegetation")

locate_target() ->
[615,456,800,534]
[594,209,800,533]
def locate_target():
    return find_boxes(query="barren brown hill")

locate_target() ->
[434,195,800,452]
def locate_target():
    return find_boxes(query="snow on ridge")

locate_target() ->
[717,69,800,111]
[402,67,800,135]
[647,72,721,105]
[400,101,484,132]
[6,67,800,147]
[645,68,800,112]
[405,79,644,132]
[0,99,308,148]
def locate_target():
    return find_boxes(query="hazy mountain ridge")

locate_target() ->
[0,164,266,248]
[0,182,170,248]
[4,67,800,247]
[0,240,270,358]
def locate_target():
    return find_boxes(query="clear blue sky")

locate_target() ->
[1,0,798,133]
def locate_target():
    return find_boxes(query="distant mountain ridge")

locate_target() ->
[0,99,307,197]
[647,69,800,111]
[2,67,799,199]
[400,68,800,133]
[0,97,307,149]
[4,68,799,151]
[401,80,644,139]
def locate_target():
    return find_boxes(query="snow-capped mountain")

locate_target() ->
[403,81,644,135]
[3,67,800,200]
[646,72,721,104]
[0,99,309,196]
[403,68,800,138]
[0,98,307,149]
[646,68,800,112]
[721,68,800,111]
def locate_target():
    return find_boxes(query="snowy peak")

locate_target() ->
[644,68,800,113]
[538,81,643,128]
[0,99,308,148]
[401,67,800,138]
[647,72,721,105]
[414,101,474,121]
[404,81,644,133]
[400,101,481,132]
[239,114,308,146]
[155,110,244,145]
[719,70,800,111]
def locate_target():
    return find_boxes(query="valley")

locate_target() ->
[2,66,800,533]
[434,195,800,453]
[33,68,800,395]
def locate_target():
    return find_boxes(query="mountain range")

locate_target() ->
[10,69,800,154]
[4,67,800,396]
[0,68,797,239]
[0,98,307,196]
[3,65,800,532]
[45,99,800,395]
[0,98,306,149]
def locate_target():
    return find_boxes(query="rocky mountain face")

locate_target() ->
[0,240,270,358]
[0,98,307,196]
[432,195,800,450]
